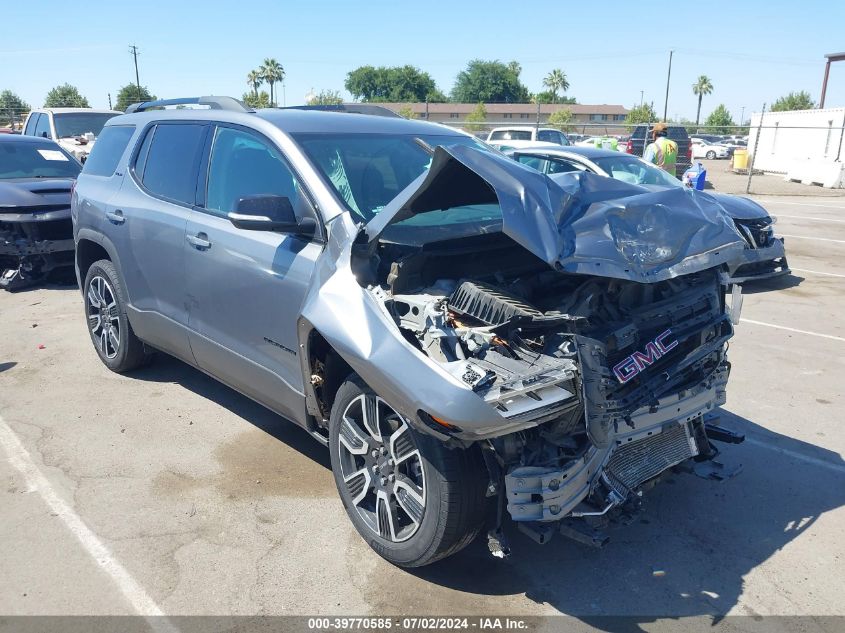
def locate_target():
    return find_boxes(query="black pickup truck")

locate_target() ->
[624,124,692,179]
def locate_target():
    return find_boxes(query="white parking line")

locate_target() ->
[778,234,845,244]
[0,415,178,633]
[775,214,845,224]
[791,267,845,278]
[745,437,845,475]
[740,318,845,343]
[763,200,845,210]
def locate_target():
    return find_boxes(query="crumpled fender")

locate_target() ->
[299,213,514,439]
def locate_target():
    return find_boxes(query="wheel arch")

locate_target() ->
[297,317,354,429]
[75,229,124,292]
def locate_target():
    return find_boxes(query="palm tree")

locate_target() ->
[247,70,263,98]
[693,75,714,126]
[259,58,285,107]
[543,69,569,103]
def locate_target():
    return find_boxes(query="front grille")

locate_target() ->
[735,218,774,248]
[605,423,696,490]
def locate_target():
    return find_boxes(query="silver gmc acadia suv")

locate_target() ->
[72,96,748,567]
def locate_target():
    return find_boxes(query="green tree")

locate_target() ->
[626,102,657,124]
[308,89,344,105]
[260,58,285,107]
[345,65,440,102]
[542,69,570,104]
[397,104,415,119]
[0,90,30,129]
[704,104,735,134]
[247,70,263,98]
[692,75,714,125]
[450,60,530,103]
[115,84,156,111]
[464,102,487,133]
[547,107,573,132]
[242,91,270,109]
[507,61,522,77]
[44,84,89,108]
[771,90,815,112]
[534,91,577,104]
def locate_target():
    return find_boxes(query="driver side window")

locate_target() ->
[205,126,314,221]
[34,114,52,139]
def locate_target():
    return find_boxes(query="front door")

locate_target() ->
[184,125,322,422]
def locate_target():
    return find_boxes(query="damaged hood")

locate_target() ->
[0,178,74,211]
[367,145,746,282]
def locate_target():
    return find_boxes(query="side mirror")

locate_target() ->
[228,195,316,237]
[40,131,49,139]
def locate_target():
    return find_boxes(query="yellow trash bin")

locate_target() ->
[733,149,748,170]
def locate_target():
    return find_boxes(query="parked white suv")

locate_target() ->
[22,108,121,162]
[486,126,569,149]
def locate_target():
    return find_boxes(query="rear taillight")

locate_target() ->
[686,143,692,162]
[623,140,632,153]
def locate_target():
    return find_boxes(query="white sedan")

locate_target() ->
[692,140,731,160]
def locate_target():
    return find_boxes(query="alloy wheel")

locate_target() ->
[337,394,426,542]
[86,275,121,359]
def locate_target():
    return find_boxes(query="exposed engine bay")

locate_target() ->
[368,232,742,549]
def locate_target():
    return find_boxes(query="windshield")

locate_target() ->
[294,132,491,223]
[0,141,81,179]
[53,113,118,139]
[592,155,681,187]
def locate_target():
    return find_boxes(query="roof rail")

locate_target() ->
[280,103,402,118]
[125,96,254,114]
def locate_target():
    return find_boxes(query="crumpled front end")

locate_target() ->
[1,180,75,290]
[308,143,747,552]
[730,217,790,283]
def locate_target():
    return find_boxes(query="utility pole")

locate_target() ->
[663,50,674,122]
[129,44,141,102]
[108,93,112,110]
[740,106,745,127]
[640,90,644,107]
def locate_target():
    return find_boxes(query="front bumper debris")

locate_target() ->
[729,238,790,284]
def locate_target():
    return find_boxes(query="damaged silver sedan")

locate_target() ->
[74,104,748,567]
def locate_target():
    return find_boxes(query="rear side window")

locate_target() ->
[24,113,40,136]
[140,123,206,205]
[34,114,52,139]
[82,126,135,177]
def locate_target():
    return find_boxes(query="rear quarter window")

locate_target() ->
[82,125,136,177]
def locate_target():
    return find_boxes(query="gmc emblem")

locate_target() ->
[612,329,679,384]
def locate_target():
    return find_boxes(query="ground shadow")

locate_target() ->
[411,409,845,628]
[131,354,331,470]
[0,361,17,373]
[124,355,844,627]
[740,273,804,294]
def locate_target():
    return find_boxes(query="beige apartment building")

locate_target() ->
[380,102,630,133]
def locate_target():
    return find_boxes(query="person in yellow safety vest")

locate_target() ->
[644,122,678,173]
[593,135,618,151]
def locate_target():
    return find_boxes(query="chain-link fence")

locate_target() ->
[429,116,845,196]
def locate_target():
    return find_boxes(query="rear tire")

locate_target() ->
[329,375,487,567]
[83,259,151,373]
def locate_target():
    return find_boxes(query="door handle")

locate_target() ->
[186,232,212,250]
[105,209,125,224]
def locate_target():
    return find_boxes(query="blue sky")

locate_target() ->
[3,0,844,122]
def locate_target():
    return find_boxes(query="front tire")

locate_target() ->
[329,375,487,567]
[83,259,151,373]
[706,150,716,159]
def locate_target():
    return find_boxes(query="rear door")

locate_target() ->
[183,124,323,422]
[111,121,209,362]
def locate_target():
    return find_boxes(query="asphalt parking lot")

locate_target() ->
[1,194,844,626]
